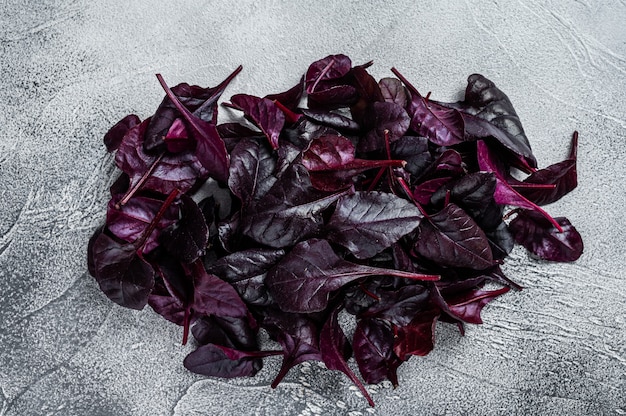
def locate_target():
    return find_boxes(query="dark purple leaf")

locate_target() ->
[148,293,187,326]
[301,109,361,133]
[412,177,452,206]
[115,119,207,196]
[441,73,536,168]
[267,239,439,313]
[156,74,230,183]
[106,195,179,254]
[160,194,209,264]
[408,95,466,146]
[390,135,433,177]
[349,64,384,125]
[476,140,563,231]
[308,85,359,110]
[393,308,440,360]
[462,113,535,167]
[188,260,249,318]
[416,149,465,183]
[261,310,323,388]
[302,134,405,191]
[379,77,408,108]
[353,318,401,386]
[327,191,423,259]
[360,102,410,153]
[145,66,242,152]
[305,54,352,93]
[444,286,510,324]
[430,172,503,230]
[516,132,578,205]
[509,209,583,262]
[207,248,285,306]
[192,315,258,349]
[413,203,495,270]
[104,114,141,152]
[228,138,277,207]
[184,343,279,378]
[239,158,345,247]
[91,232,155,310]
[229,94,285,150]
[320,306,374,407]
[360,284,430,327]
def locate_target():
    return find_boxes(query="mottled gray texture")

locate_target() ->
[1,0,625,415]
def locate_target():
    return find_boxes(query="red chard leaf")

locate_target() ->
[229,94,286,150]
[327,191,423,259]
[320,306,375,407]
[413,203,495,270]
[267,239,439,313]
[353,318,402,386]
[104,114,141,152]
[509,209,583,262]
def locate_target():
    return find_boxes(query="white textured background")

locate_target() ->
[1,1,625,415]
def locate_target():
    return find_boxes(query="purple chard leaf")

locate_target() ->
[508,209,583,262]
[266,239,439,313]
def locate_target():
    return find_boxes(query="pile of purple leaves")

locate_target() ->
[88,54,583,406]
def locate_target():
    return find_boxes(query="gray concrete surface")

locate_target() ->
[1,1,625,415]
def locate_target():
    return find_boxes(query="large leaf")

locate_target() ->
[379,77,408,108]
[184,343,279,379]
[408,93,466,146]
[441,73,536,167]
[240,162,345,248]
[413,203,495,270]
[207,248,285,306]
[106,194,178,254]
[305,54,352,92]
[327,191,423,259]
[266,239,439,313]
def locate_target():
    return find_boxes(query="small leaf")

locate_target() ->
[320,306,374,407]
[229,94,286,149]
[353,318,401,386]
[509,209,583,262]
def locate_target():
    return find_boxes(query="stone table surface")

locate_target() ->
[1,1,625,415]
